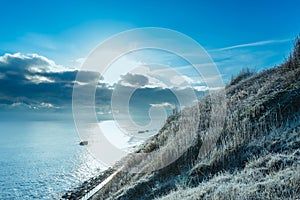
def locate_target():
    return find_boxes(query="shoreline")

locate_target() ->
[61,120,156,199]
[61,168,115,199]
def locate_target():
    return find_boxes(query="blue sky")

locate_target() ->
[1,0,299,66]
[0,0,299,116]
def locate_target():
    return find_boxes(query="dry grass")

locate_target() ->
[92,38,300,200]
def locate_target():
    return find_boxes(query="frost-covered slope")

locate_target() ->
[91,39,300,200]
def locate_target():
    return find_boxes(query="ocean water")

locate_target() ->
[0,120,102,199]
[0,119,158,199]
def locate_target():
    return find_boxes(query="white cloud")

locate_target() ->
[10,102,59,110]
[102,55,142,85]
[170,75,197,86]
[40,102,59,109]
[25,75,54,84]
[143,75,168,88]
[69,57,86,68]
[97,110,112,115]
[211,38,293,52]
[206,37,293,84]
[0,52,69,73]
[193,85,209,91]
[150,102,175,108]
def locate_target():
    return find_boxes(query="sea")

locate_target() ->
[0,117,157,199]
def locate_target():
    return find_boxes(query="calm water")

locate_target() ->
[0,114,161,199]
[0,120,102,199]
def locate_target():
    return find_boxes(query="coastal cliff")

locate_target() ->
[67,38,300,200]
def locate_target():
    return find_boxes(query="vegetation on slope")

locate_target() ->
[92,38,300,200]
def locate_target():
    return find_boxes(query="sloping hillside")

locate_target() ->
[91,39,300,200]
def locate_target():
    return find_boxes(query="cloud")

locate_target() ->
[0,52,66,73]
[69,57,86,68]
[0,52,208,120]
[24,75,54,84]
[170,75,195,86]
[193,85,209,91]
[211,38,293,52]
[150,102,175,108]
[0,53,106,111]
[119,73,149,87]
[206,37,294,83]
[128,65,202,89]
[0,53,50,71]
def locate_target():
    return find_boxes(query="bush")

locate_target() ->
[229,68,256,86]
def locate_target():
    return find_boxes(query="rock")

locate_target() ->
[79,141,88,146]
